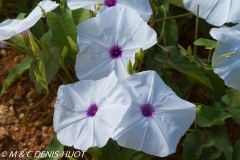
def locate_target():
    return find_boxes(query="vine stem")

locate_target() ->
[193,5,200,60]
[155,12,193,22]
[22,89,49,127]
[159,5,167,44]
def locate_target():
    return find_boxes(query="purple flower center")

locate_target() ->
[109,45,122,59]
[104,0,117,7]
[141,104,155,117]
[87,103,98,117]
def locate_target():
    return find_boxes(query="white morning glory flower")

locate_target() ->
[210,24,240,90]
[53,72,131,151]
[183,0,240,26]
[67,0,152,22]
[75,6,157,81]
[0,0,59,41]
[111,71,196,157]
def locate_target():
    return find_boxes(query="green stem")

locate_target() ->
[57,73,66,84]
[61,65,74,83]
[155,12,193,22]
[156,43,169,53]
[159,5,167,44]
[207,50,212,66]
[3,41,29,55]
[43,46,74,83]
[28,114,53,128]
[22,89,49,126]
[193,5,200,60]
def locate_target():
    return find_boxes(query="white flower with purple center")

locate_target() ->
[0,0,58,41]
[66,0,152,22]
[210,24,240,90]
[183,0,240,26]
[53,72,131,151]
[111,71,196,157]
[75,6,157,81]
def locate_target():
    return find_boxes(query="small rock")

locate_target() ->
[9,106,16,116]
[14,94,22,100]
[42,133,48,137]
[0,105,19,125]
[19,113,25,120]
[26,89,38,101]
[12,126,19,132]
[8,99,14,106]
[42,126,48,133]
[0,127,9,141]
[0,49,7,56]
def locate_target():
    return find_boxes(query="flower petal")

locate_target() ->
[183,0,240,26]
[66,0,152,22]
[54,72,131,150]
[76,6,157,81]
[112,71,196,157]
[0,0,59,40]
[75,53,115,80]
[117,0,152,22]
[67,0,100,10]
[210,25,240,90]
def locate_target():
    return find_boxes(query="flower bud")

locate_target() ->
[67,36,79,53]
[127,60,133,75]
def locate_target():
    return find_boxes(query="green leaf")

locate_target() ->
[145,49,166,76]
[29,46,61,91]
[169,0,184,7]
[177,75,196,98]
[17,0,31,14]
[131,152,154,160]
[46,10,77,59]
[202,70,226,102]
[30,19,45,39]
[42,134,64,160]
[87,147,103,159]
[182,130,204,160]
[110,148,137,160]
[163,71,183,98]
[195,104,231,127]
[1,55,32,96]
[156,46,213,89]
[158,14,178,46]
[183,130,215,160]
[221,89,240,125]
[198,148,222,160]
[194,38,217,50]
[101,139,120,160]
[72,8,91,25]
[10,34,30,51]
[205,125,233,160]
[233,139,240,160]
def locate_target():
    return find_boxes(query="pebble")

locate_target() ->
[0,49,7,56]
[42,126,48,133]
[42,133,48,137]
[0,105,19,125]
[19,113,25,120]
[26,89,38,101]
[12,126,19,132]
[0,127,9,141]
[8,99,14,106]
[14,94,22,100]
